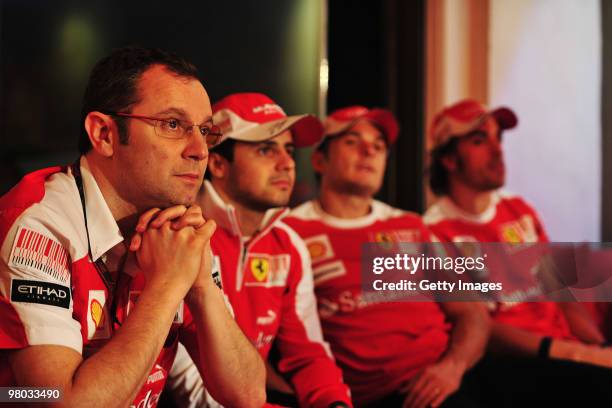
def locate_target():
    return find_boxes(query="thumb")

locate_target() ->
[195,219,216,242]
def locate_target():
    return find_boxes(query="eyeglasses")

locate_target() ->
[106,112,223,147]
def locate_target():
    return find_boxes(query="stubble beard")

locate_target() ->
[230,181,291,212]
[331,177,380,198]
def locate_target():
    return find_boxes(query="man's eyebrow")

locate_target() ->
[258,140,278,147]
[466,130,487,138]
[155,108,212,125]
[375,134,386,142]
[343,130,384,140]
[155,107,189,118]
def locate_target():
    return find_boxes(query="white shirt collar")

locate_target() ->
[75,156,124,261]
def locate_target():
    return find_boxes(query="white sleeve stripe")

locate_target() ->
[14,303,83,353]
[276,222,334,358]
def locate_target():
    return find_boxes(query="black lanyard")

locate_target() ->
[71,159,124,327]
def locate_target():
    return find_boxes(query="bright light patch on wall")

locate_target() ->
[319,57,329,93]
[58,15,100,80]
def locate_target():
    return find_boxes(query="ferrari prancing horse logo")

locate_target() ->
[250,258,270,282]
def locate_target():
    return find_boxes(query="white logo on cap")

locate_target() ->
[253,104,285,116]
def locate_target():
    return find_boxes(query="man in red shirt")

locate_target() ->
[284,106,490,408]
[167,93,352,408]
[0,47,265,407]
[424,99,612,405]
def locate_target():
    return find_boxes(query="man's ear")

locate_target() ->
[441,153,458,173]
[84,112,118,157]
[207,152,229,179]
[311,150,327,174]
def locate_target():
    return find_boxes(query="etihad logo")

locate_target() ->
[17,283,67,298]
[250,258,270,282]
[10,279,71,309]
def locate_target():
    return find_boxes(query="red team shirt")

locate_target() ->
[284,200,451,405]
[424,192,572,339]
[0,158,204,408]
[200,182,351,408]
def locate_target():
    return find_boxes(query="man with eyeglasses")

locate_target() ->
[283,106,491,407]
[164,93,353,408]
[0,47,264,407]
[424,99,612,405]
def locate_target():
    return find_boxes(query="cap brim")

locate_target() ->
[363,109,400,144]
[225,114,323,147]
[491,107,518,130]
[322,108,400,146]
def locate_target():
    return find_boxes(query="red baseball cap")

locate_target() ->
[430,99,518,150]
[212,93,323,147]
[320,105,400,146]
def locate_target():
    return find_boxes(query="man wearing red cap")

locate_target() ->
[424,99,612,404]
[167,93,352,408]
[284,106,491,407]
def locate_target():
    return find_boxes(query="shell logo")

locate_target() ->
[90,299,105,329]
[502,226,522,243]
[307,241,326,260]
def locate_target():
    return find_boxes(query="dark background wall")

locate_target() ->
[0,0,425,213]
[328,0,425,212]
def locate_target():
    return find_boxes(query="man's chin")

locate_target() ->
[250,194,291,211]
[168,189,200,207]
[339,180,380,197]
[479,180,504,192]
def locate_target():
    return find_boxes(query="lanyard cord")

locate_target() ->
[71,158,124,327]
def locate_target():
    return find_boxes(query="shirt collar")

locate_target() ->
[75,156,124,261]
[437,192,501,224]
[310,199,382,229]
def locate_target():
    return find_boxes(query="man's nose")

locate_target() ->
[184,127,209,161]
[277,148,295,171]
[360,141,377,156]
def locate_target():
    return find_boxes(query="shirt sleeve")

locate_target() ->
[0,217,82,354]
[274,226,352,408]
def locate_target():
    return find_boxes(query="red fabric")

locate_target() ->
[213,92,286,123]
[0,167,61,243]
[285,203,450,405]
[211,221,352,408]
[0,166,188,408]
[426,194,572,339]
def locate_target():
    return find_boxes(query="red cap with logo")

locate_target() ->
[320,105,400,146]
[429,99,518,150]
[212,93,323,147]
